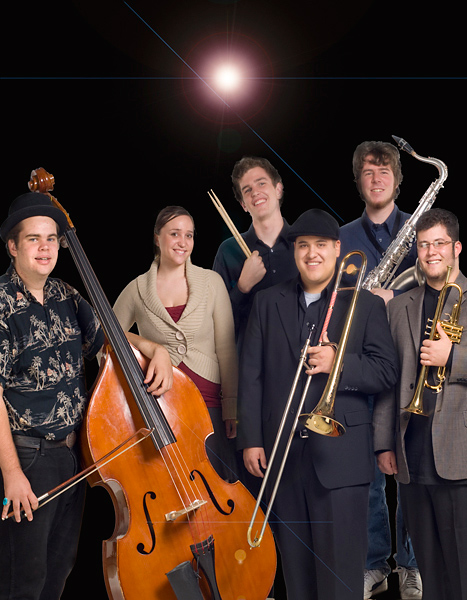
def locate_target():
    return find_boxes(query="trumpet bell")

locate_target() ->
[404,403,426,416]
[298,412,346,437]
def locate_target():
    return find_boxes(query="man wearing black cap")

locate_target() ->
[0,192,173,599]
[237,208,399,599]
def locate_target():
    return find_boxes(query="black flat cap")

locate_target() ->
[0,192,69,242]
[287,208,339,242]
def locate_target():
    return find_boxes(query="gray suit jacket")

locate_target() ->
[373,271,467,483]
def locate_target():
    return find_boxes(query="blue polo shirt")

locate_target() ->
[213,220,297,352]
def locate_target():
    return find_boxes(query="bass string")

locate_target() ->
[65,226,213,545]
[161,442,213,547]
[159,404,222,548]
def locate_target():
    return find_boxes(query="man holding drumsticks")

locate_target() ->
[213,156,297,354]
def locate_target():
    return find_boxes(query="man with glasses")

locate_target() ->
[374,208,467,599]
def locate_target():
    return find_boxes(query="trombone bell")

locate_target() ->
[298,412,345,437]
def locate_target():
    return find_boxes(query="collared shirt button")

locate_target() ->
[175,331,184,340]
[177,344,187,355]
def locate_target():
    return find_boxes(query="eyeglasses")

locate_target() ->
[417,239,454,250]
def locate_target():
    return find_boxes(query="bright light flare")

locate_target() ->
[181,32,274,124]
[215,65,241,92]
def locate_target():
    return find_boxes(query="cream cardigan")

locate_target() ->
[113,260,238,420]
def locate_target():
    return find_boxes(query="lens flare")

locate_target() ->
[180,32,274,124]
[215,65,241,91]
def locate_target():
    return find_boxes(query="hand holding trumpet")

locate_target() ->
[420,322,452,368]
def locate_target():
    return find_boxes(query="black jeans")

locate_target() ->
[0,443,86,600]
[270,439,369,600]
[400,481,467,600]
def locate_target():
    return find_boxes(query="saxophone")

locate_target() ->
[362,136,448,291]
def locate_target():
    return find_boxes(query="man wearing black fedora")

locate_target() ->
[0,192,173,599]
[237,208,399,599]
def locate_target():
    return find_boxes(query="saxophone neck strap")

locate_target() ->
[361,209,402,256]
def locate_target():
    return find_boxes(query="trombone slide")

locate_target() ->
[247,251,367,548]
[247,326,315,548]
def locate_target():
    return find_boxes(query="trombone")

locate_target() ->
[299,250,367,436]
[403,266,463,416]
[247,251,367,548]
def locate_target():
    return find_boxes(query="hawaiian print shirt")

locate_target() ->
[0,265,104,440]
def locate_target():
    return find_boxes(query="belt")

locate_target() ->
[13,431,77,450]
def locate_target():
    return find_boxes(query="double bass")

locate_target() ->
[28,168,276,600]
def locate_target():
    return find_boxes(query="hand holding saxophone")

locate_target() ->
[371,288,395,305]
[420,322,452,367]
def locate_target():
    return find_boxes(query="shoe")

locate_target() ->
[364,569,389,599]
[395,566,422,599]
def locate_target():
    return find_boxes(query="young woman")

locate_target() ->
[113,206,238,481]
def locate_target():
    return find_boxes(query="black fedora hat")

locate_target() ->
[287,208,339,242]
[0,192,69,242]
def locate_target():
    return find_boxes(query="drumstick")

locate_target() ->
[208,189,251,258]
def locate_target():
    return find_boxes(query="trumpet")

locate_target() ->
[247,251,366,548]
[403,266,463,416]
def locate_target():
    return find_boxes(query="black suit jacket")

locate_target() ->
[237,276,399,490]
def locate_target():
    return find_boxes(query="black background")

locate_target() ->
[2,1,464,598]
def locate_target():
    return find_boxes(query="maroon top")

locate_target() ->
[166,305,222,409]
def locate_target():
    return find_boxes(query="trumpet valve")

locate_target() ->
[437,321,463,344]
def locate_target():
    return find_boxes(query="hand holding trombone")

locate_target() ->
[247,250,367,548]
